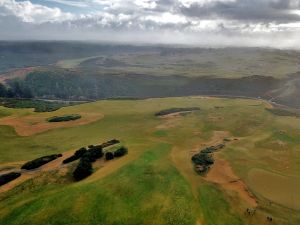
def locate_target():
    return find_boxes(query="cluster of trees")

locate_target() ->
[63,147,87,164]
[63,140,120,165]
[0,140,126,185]
[0,81,32,98]
[70,143,128,181]
[47,114,81,122]
[200,144,225,154]
[21,154,62,170]
[2,69,282,102]
[73,145,103,181]
[191,144,226,174]
[191,153,214,174]
[0,172,21,186]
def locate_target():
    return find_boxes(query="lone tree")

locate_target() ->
[73,157,93,181]
[114,146,128,157]
[105,152,114,160]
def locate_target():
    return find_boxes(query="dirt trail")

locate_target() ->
[170,131,229,196]
[205,156,257,207]
[170,130,257,208]
[0,112,103,136]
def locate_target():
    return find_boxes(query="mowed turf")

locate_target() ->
[0,97,300,225]
[248,168,300,210]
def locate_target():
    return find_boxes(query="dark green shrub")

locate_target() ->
[114,147,128,157]
[73,157,93,181]
[191,153,214,165]
[21,154,62,170]
[75,147,88,158]
[0,172,21,186]
[47,114,81,122]
[63,147,87,164]
[85,145,103,162]
[105,152,114,160]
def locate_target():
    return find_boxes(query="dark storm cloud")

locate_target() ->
[180,0,300,23]
[1,0,300,48]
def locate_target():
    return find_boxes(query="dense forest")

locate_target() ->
[0,70,281,101]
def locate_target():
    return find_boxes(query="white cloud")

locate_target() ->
[144,12,188,24]
[178,0,236,7]
[45,0,90,8]
[0,0,300,49]
[0,0,74,23]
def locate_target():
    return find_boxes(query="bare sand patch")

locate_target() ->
[0,112,103,136]
[205,156,257,207]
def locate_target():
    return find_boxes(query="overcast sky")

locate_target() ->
[0,0,300,48]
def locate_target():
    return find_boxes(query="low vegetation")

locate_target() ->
[101,139,120,148]
[21,154,62,170]
[0,172,21,186]
[47,114,81,122]
[155,107,200,116]
[266,107,300,117]
[1,97,299,225]
[0,98,81,112]
[113,146,128,157]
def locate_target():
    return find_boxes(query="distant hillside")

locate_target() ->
[4,70,299,107]
[1,42,300,79]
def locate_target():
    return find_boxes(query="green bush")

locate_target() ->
[73,157,93,181]
[47,114,81,122]
[105,152,114,160]
[192,153,214,166]
[21,154,62,170]
[85,145,103,162]
[114,146,128,157]
[0,172,21,186]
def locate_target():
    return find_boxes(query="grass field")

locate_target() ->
[0,96,299,225]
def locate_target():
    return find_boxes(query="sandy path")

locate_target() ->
[170,130,257,210]
[0,112,103,136]
[205,156,257,207]
[170,131,229,195]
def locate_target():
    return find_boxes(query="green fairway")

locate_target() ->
[0,97,299,225]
